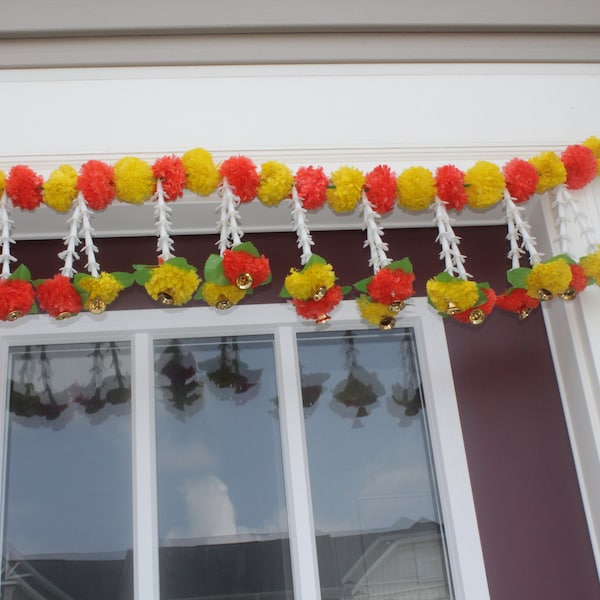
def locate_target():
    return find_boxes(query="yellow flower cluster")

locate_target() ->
[397,166,436,211]
[356,296,396,326]
[182,148,220,196]
[327,166,365,213]
[145,263,200,305]
[43,164,78,213]
[257,161,294,207]
[529,152,567,194]
[78,272,125,309]
[0,170,6,196]
[426,279,480,313]
[201,282,246,307]
[114,156,155,204]
[464,161,505,209]
[526,260,572,298]
[583,136,600,175]
[285,263,336,300]
[580,247,600,284]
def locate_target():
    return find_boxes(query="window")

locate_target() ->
[0,300,489,599]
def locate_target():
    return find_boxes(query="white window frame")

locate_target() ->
[0,298,489,599]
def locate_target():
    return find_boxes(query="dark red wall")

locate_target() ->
[18,226,600,599]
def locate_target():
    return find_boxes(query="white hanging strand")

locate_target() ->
[0,190,16,279]
[290,185,314,266]
[216,178,243,255]
[553,186,571,255]
[503,190,543,267]
[154,179,175,262]
[360,191,392,274]
[78,194,100,278]
[556,183,598,255]
[433,197,470,280]
[58,201,83,278]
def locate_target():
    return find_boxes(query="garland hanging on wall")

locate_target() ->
[0,137,599,328]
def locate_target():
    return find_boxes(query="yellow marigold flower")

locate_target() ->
[78,272,125,309]
[528,152,567,194]
[582,136,600,175]
[580,246,600,284]
[327,166,364,213]
[426,279,479,313]
[257,161,294,207]
[464,161,505,209]
[397,166,436,211]
[285,263,336,301]
[526,260,572,298]
[43,164,78,213]
[357,296,396,327]
[145,263,200,305]
[182,148,221,196]
[114,156,155,204]
[0,170,6,196]
[201,282,246,307]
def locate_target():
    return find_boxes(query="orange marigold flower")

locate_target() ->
[293,285,343,321]
[222,249,271,288]
[366,267,415,305]
[219,156,260,203]
[295,166,329,210]
[561,145,598,190]
[36,275,82,318]
[0,279,35,321]
[6,165,43,211]
[78,160,115,211]
[153,155,186,200]
[496,287,540,314]
[452,287,496,324]
[569,263,589,293]
[435,165,468,210]
[365,165,396,215]
[503,158,539,203]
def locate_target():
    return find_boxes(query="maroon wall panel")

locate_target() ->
[15,226,600,599]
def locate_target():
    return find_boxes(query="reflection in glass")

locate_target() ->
[154,336,293,600]
[2,342,133,600]
[298,329,453,600]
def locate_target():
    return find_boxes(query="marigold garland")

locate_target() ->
[435,165,468,211]
[6,165,44,211]
[35,274,83,319]
[135,259,201,306]
[284,262,336,301]
[219,156,260,203]
[293,285,343,322]
[503,158,539,203]
[0,278,36,321]
[153,155,186,200]
[529,151,567,194]
[327,166,365,213]
[182,148,221,196]
[426,276,481,314]
[222,248,271,289]
[397,166,436,211]
[199,281,246,308]
[74,271,130,312]
[114,156,154,204]
[43,164,79,213]
[257,161,294,207]
[561,145,598,190]
[464,161,505,209]
[525,258,573,299]
[295,166,328,210]
[365,165,397,215]
[78,160,115,211]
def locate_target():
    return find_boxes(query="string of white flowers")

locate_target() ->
[58,201,82,278]
[503,190,543,268]
[555,184,598,255]
[360,191,392,274]
[290,185,314,266]
[552,186,572,255]
[217,178,243,256]
[154,179,175,262]
[0,190,15,279]
[78,195,100,278]
[433,197,470,279]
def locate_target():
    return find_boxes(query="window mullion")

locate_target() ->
[275,325,321,600]
[131,332,160,600]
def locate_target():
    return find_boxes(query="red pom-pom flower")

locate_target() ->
[36,275,82,319]
[6,165,43,211]
[295,166,329,210]
[153,155,186,200]
[568,263,589,294]
[0,279,35,321]
[366,266,415,305]
[78,160,115,211]
[503,158,539,203]
[293,285,343,323]
[452,287,496,325]
[495,287,540,319]
[435,165,468,210]
[219,156,260,203]
[222,248,271,289]
[364,165,396,214]
[561,145,597,190]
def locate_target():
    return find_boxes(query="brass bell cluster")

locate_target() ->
[378,300,406,330]
[157,289,175,305]
[216,295,233,310]
[537,286,577,302]
[236,272,253,290]
[88,297,107,314]
[5,309,23,322]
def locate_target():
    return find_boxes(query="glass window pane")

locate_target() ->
[154,335,293,600]
[297,329,453,600]
[2,342,133,600]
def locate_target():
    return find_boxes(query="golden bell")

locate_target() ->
[312,286,327,301]
[559,287,576,301]
[215,295,233,310]
[518,307,533,320]
[388,301,405,313]
[158,290,174,305]
[6,309,23,322]
[537,288,553,301]
[379,315,396,330]
[315,314,331,324]
[236,272,253,290]
[88,297,106,314]
[56,311,73,320]
[468,308,486,325]
[445,301,461,316]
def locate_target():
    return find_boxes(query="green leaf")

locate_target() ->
[10,264,31,282]
[354,276,372,293]
[475,287,488,307]
[478,281,491,290]
[193,284,205,301]
[341,285,352,296]
[547,253,575,265]
[132,264,150,271]
[166,256,194,271]
[389,257,413,273]
[263,271,272,286]
[279,285,291,299]
[28,302,39,315]
[232,242,260,258]
[203,254,229,286]
[112,272,135,288]
[507,267,530,289]
[32,278,45,287]
[305,254,327,268]
[133,268,152,286]
[435,271,456,283]
[76,288,90,304]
